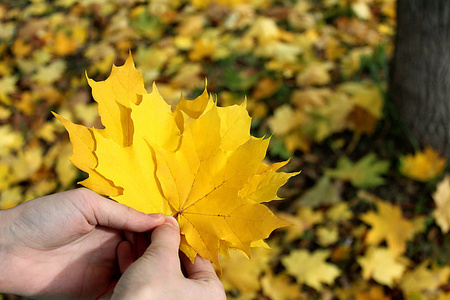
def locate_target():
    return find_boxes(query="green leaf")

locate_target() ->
[326,153,390,188]
[269,137,292,160]
[300,176,341,208]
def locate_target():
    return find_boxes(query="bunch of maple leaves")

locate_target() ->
[1,0,450,299]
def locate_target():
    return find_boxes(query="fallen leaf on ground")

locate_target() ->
[278,207,324,242]
[433,175,450,233]
[219,247,273,297]
[360,200,414,255]
[355,285,391,300]
[282,249,341,290]
[326,153,390,188]
[400,261,450,299]
[358,246,407,287]
[299,175,341,208]
[261,271,304,300]
[400,146,446,182]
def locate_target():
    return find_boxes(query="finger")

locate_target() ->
[124,230,135,244]
[117,240,134,273]
[147,216,180,254]
[181,254,219,281]
[75,188,165,231]
[142,216,181,271]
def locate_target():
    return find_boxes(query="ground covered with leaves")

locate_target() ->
[1,0,449,299]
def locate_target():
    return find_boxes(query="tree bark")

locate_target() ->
[390,0,450,158]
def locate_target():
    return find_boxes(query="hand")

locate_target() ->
[0,188,165,299]
[112,216,226,300]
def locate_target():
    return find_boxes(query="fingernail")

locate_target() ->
[164,215,179,229]
[148,213,163,219]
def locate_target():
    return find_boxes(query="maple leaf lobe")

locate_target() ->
[56,54,297,268]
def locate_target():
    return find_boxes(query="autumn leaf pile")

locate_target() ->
[1,1,450,300]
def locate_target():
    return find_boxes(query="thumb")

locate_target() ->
[144,216,180,265]
[112,217,182,300]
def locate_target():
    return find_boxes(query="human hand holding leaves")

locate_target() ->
[54,54,297,267]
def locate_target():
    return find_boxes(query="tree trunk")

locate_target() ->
[390,0,450,158]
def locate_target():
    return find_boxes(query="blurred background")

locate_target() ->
[1,0,449,299]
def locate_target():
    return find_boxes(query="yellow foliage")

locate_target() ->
[433,175,450,233]
[316,226,339,247]
[361,201,415,255]
[12,38,32,58]
[282,249,341,290]
[400,261,450,300]
[2,1,444,299]
[219,247,273,297]
[296,62,333,86]
[0,75,17,104]
[261,271,304,300]
[326,202,353,222]
[358,246,407,287]
[56,55,297,268]
[278,207,324,242]
[268,104,302,136]
[360,200,415,255]
[0,186,23,210]
[355,285,391,300]
[0,125,24,156]
[339,81,384,119]
[400,146,447,182]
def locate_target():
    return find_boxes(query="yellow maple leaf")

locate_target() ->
[188,36,218,61]
[12,38,32,58]
[0,125,24,156]
[316,226,339,247]
[296,62,333,86]
[31,59,66,85]
[0,186,23,210]
[0,164,11,190]
[55,142,78,188]
[55,54,297,267]
[24,179,58,202]
[400,146,446,182]
[261,271,304,300]
[10,147,43,183]
[433,175,450,233]
[355,285,391,300]
[218,247,272,297]
[339,81,384,119]
[251,77,281,100]
[278,207,323,242]
[281,249,341,290]
[341,47,373,78]
[268,104,302,136]
[326,202,353,222]
[400,261,450,299]
[52,31,79,56]
[246,17,281,46]
[360,200,414,255]
[351,1,372,20]
[357,246,407,287]
[0,75,18,104]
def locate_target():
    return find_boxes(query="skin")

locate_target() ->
[112,216,226,300]
[0,188,225,300]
